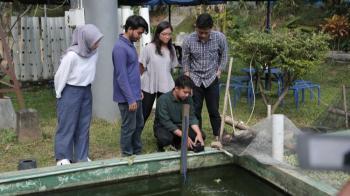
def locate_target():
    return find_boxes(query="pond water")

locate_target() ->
[44,165,289,196]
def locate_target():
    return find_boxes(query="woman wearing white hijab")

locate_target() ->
[54,24,103,165]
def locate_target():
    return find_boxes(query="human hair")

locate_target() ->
[195,13,213,29]
[152,21,175,61]
[175,75,194,89]
[124,15,149,34]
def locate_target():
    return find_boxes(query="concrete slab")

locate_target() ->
[0,98,16,130]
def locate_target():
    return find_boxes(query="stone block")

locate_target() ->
[0,97,16,130]
[16,108,42,143]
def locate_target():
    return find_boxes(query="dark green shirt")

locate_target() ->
[155,91,199,133]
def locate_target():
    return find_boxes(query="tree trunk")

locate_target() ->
[272,87,289,114]
[258,78,268,106]
[220,115,250,130]
[328,107,350,119]
[272,73,293,114]
[337,38,340,51]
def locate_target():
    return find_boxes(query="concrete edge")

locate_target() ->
[0,147,233,195]
[235,155,338,196]
[0,146,339,196]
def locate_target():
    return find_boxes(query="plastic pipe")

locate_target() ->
[267,105,271,118]
[272,114,284,162]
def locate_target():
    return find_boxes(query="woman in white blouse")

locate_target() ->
[54,24,103,165]
[139,21,178,123]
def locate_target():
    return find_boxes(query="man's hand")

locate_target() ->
[187,137,194,149]
[129,102,137,112]
[174,129,195,149]
[216,69,222,79]
[194,134,204,146]
[184,71,190,77]
[141,92,144,100]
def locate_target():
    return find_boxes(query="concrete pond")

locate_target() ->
[0,147,338,195]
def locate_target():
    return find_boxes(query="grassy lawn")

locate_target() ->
[0,60,348,173]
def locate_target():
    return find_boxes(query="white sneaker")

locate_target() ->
[87,157,92,162]
[56,159,71,166]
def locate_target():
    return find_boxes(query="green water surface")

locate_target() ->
[48,165,289,196]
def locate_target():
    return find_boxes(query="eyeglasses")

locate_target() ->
[160,32,172,37]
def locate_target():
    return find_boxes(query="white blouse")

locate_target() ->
[54,51,98,98]
[139,43,178,94]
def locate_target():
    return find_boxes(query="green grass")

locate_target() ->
[0,84,216,172]
[1,61,348,173]
[1,3,350,172]
[224,59,350,128]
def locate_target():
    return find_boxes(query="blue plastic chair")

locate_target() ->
[221,79,254,108]
[241,67,283,96]
[289,80,320,110]
[230,76,250,85]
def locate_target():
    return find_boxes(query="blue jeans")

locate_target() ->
[55,85,92,162]
[118,101,144,156]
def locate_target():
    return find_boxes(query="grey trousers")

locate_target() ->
[55,84,92,162]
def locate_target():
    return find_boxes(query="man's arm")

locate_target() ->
[156,97,179,132]
[218,33,228,72]
[188,98,204,145]
[156,98,195,148]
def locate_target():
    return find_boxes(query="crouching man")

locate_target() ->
[154,75,205,152]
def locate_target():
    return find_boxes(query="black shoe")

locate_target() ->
[157,146,165,152]
[192,142,205,153]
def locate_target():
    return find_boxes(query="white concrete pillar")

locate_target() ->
[83,0,119,122]
[121,6,133,29]
[117,8,123,33]
[139,6,152,54]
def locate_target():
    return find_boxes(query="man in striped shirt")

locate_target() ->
[182,13,228,141]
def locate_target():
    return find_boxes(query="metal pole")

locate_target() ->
[180,104,190,183]
[265,1,272,33]
[69,0,79,9]
[343,85,348,128]
[168,5,171,25]
[265,1,272,90]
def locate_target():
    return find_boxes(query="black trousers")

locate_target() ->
[153,124,206,149]
[142,91,163,123]
[193,77,221,136]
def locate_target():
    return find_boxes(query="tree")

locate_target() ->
[234,29,330,113]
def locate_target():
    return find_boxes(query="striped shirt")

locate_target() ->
[182,31,228,87]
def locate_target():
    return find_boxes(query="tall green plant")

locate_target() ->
[320,14,350,51]
[234,29,330,113]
